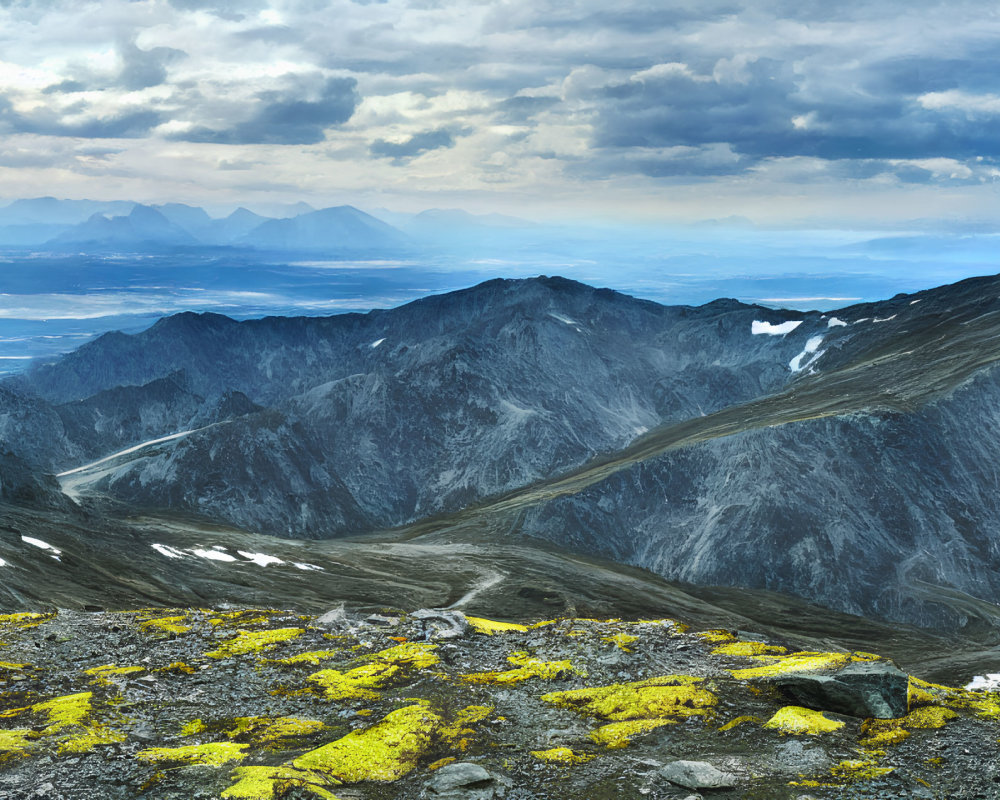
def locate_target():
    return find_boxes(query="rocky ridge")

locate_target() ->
[0,608,997,800]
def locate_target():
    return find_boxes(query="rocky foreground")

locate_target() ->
[0,608,997,800]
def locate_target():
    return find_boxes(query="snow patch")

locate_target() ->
[238,551,284,567]
[910,299,922,305]
[151,543,186,559]
[192,548,237,563]
[873,314,897,323]
[790,335,825,373]
[549,312,580,327]
[0,557,7,567]
[22,536,60,554]
[752,320,802,335]
[370,338,385,348]
[966,673,1000,691]
[293,562,324,572]
[827,317,848,328]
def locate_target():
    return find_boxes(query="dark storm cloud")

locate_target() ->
[0,96,161,138]
[177,76,360,145]
[583,55,1000,178]
[369,128,458,163]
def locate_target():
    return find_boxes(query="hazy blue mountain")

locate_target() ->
[239,205,409,251]
[50,204,199,248]
[153,203,213,237]
[202,207,271,244]
[0,197,135,226]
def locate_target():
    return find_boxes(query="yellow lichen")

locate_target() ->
[718,715,762,732]
[0,729,34,751]
[293,704,441,782]
[84,664,145,685]
[222,766,340,800]
[308,643,438,701]
[226,716,325,744]
[207,627,304,659]
[602,633,638,652]
[712,641,788,657]
[905,705,959,728]
[697,629,736,643]
[859,704,958,749]
[439,705,492,751]
[161,661,197,675]
[589,718,675,748]
[542,675,716,722]
[730,650,879,680]
[221,701,489,799]
[140,616,191,636]
[763,706,844,735]
[908,677,1000,721]
[181,719,207,736]
[0,613,51,630]
[531,747,594,764]
[0,661,28,670]
[428,757,456,770]
[58,725,126,753]
[465,616,528,635]
[137,742,248,767]
[33,692,92,734]
[828,759,895,781]
[461,651,579,685]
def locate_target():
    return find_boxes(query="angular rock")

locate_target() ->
[425,762,496,798]
[772,661,909,719]
[364,613,402,627]
[658,760,736,790]
[315,605,347,626]
[411,608,469,640]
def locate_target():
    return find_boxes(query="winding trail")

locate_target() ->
[447,567,506,609]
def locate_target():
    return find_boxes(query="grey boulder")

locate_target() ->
[425,762,496,798]
[772,661,909,719]
[411,608,469,640]
[658,760,736,790]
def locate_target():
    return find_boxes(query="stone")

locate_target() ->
[772,661,909,719]
[315,605,348,626]
[364,614,401,627]
[411,608,469,639]
[658,760,736,790]
[425,762,496,798]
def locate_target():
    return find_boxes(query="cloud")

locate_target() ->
[0,96,162,139]
[166,0,267,21]
[117,36,187,91]
[369,128,459,163]
[177,76,360,145]
[577,52,1000,180]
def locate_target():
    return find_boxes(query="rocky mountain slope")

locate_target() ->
[6,278,803,535]
[5,275,1000,633]
[0,606,997,800]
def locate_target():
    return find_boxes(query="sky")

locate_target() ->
[0,1,999,228]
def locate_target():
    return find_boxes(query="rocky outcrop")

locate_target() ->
[772,661,910,719]
[0,609,996,800]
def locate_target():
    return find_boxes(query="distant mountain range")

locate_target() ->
[5,274,1000,634]
[0,196,544,252]
[0,197,419,252]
